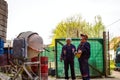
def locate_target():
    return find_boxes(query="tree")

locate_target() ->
[110,37,120,51]
[91,15,105,38]
[51,15,105,46]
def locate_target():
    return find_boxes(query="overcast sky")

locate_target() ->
[6,0,120,44]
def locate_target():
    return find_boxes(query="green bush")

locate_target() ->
[110,60,115,70]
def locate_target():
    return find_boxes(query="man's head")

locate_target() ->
[66,38,71,45]
[80,34,88,42]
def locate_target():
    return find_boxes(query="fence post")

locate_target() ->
[55,39,58,78]
[103,31,110,77]
[107,31,110,75]
[103,32,107,76]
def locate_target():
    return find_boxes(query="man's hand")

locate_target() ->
[78,50,82,54]
[74,50,82,58]
[74,51,77,55]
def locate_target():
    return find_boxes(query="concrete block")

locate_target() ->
[0,4,8,12]
[4,22,7,27]
[0,25,6,32]
[0,20,5,26]
[0,8,7,17]
[0,36,6,42]
[0,14,3,20]
[0,20,7,27]
[3,16,7,22]
[3,0,8,6]
[0,0,4,4]
[0,30,6,37]
[0,25,4,31]
[0,5,6,11]
[0,8,5,15]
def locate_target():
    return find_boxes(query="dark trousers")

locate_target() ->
[79,59,90,80]
[64,59,76,79]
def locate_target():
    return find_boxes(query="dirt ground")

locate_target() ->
[48,71,120,80]
[110,71,120,79]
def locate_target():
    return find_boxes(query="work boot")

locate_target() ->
[83,77,89,80]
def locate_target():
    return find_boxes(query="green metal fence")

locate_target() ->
[55,38,106,78]
[40,47,55,62]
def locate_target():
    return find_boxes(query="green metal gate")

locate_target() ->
[55,38,107,78]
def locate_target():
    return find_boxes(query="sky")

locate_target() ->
[5,0,120,44]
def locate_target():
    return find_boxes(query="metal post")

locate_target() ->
[7,45,10,64]
[38,53,41,80]
[107,31,110,75]
[77,30,79,38]
[23,65,33,79]
[103,31,108,77]
[55,39,58,78]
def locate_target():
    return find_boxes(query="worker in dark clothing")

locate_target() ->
[77,34,90,80]
[60,38,76,80]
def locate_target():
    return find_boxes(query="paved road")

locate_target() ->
[49,71,120,80]
[48,77,120,80]
[48,78,120,80]
[111,71,120,79]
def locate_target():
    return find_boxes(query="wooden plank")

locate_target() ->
[0,73,11,80]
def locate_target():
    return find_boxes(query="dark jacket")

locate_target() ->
[61,44,76,60]
[77,42,90,60]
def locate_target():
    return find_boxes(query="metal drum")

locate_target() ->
[31,57,48,80]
